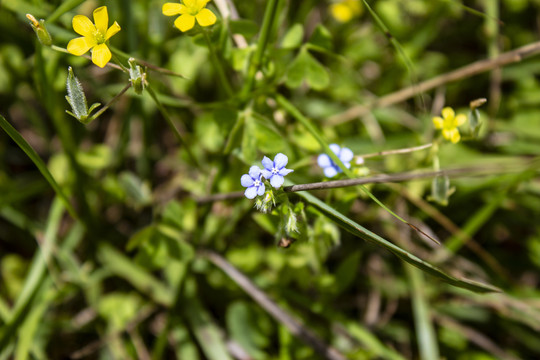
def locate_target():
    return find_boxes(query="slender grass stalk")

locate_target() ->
[145,85,201,169]
[241,0,280,98]
[0,199,64,352]
[202,29,234,97]
[406,264,440,360]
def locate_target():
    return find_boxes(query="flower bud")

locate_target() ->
[26,14,52,46]
[128,58,146,95]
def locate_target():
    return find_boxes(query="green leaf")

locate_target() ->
[285,47,329,91]
[292,186,501,293]
[308,24,333,52]
[282,23,304,49]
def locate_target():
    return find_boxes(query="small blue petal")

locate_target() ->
[324,166,338,178]
[261,169,272,179]
[261,156,273,170]
[340,147,354,162]
[274,153,288,169]
[278,168,293,176]
[245,186,257,199]
[241,174,254,187]
[270,175,284,189]
[345,162,351,169]
[257,183,265,196]
[317,154,332,168]
[248,166,261,179]
[329,144,341,155]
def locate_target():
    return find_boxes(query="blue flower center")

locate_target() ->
[254,180,260,187]
[271,167,279,175]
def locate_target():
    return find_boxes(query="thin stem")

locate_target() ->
[241,0,279,98]
[329,40,540,125]
[86,82,132,122]
[200,250,347,360]
[202,30,234,97]
[110,46,187,78]
[145,85,201,169]
[358,143,433,160]
[111,53,129,73]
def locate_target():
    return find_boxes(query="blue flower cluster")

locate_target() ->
[241,153,294,199]
[317,144,354,178]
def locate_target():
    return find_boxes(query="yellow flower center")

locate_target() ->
[94,30,106,44]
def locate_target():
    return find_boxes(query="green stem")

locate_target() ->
[202,30,233,97]
[241,0,280,98]
[87,82,132,122]
[111,53,129,73]
[145,85,201,169]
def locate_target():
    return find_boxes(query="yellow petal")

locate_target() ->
[72,15,96,38]
[195,8,216,27]
[455,114,467,127]
[163,3,186,16]
[432,116,444,129]
[195,0,210,10]
[91,43,111,68]
[441,107,455,120]
[442,128,460,143]
[330,3,353,23]
[67,36,95,56]
[105,21,121,40]
[183,0,196,8]
[174,14,195,32]
[93,6,109,35]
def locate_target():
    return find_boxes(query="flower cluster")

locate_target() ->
[241,153,293,199]
[432,107,466,144]
[317,144,354,178]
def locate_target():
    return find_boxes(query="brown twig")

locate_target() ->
[328,40,540,125]
[196,161,534,203]
[358,143,433,160]
[435,314,520,360]
[200,250,347,360]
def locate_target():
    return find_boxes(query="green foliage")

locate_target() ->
[1,0,540,359]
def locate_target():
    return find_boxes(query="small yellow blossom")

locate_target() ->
[330,0,362,23]
[67,6,121,68]
[432,107,467,144]
[162,0,217,32]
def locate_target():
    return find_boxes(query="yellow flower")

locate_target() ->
[432,107,467,144]
[330,0,362,23]
[67,6,121,68]
[162,0,217,32]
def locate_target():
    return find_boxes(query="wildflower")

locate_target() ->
[432,107,467,144]
[67,6,121,68]
[317,144,353,178]
[261,153,294,189]
[241,166,265,199]
[162,0,217,32]
[330,0,362,23]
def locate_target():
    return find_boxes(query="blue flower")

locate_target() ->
[317,144,353,178]
[241,166,265,199]
[261,153,294,189]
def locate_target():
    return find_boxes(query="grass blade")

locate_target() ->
[293,187,501,293]
[0,115,78,221]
